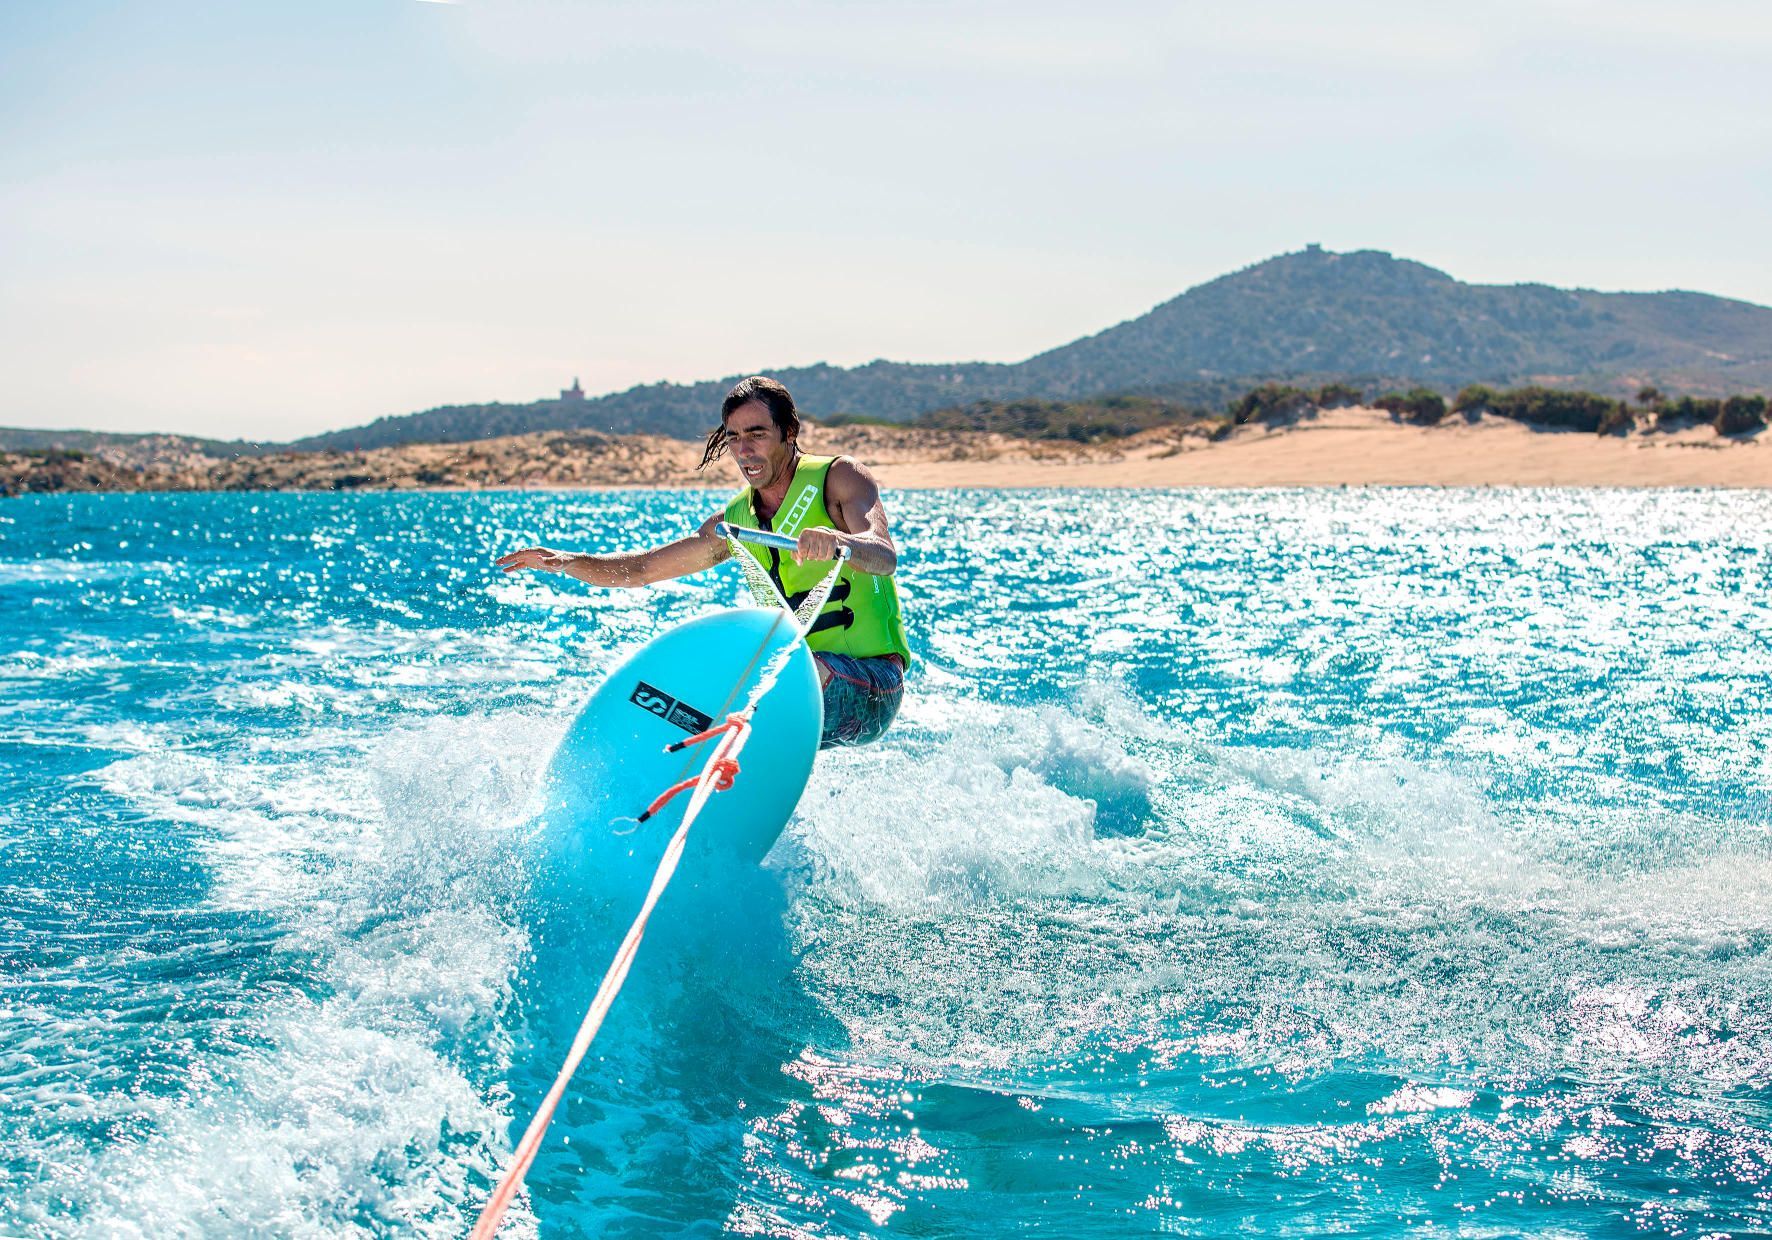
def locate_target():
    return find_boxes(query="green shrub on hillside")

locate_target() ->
[1374,388,1447,424]
[816,413,900,428]
[1313,382,1363,409]
[1229,383,1314,424]
[1453,385,1499,415]
[1717,394,1768,436]
[1464,386,1625,433]
[1656,395,1722,428]
[909,395,1206,441]
[1597,403,1635,435]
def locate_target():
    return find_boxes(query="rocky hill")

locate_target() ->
[7,246,1769,455]
[1015,247,1772,397]
[271,247,1772,450]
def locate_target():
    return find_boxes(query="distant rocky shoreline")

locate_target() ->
[3,409,1767,493]
[0,423,1097,495]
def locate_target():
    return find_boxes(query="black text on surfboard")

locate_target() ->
[628,680,713,735]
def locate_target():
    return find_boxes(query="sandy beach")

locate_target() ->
[854,407,1772,489]
[4,406,1768,493]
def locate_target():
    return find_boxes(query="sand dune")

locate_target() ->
[858,408,1772,489]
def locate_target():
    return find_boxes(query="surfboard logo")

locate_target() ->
[666,701,712,733]
[628,680,713,734]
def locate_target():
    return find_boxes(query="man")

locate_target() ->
[496,376,910,748]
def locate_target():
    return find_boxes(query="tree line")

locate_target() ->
[874,381,1770,443]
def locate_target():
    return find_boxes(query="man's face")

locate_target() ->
[725,400,795,489]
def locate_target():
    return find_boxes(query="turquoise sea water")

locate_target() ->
[3,488,1770,1238]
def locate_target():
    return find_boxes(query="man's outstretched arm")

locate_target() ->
[496,514,732,587]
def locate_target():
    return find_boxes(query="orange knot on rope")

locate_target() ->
[635,713,750,823]
[636,758,738,822]
[662,712,748,754]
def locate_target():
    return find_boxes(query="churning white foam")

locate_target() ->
[787,682,1163,911]
[19,705,574,1236]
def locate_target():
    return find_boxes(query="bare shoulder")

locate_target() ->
[824,455,893,541]
[825,455,882,501]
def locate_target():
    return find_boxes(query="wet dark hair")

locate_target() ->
[698,376,800,471]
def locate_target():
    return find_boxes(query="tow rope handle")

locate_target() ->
[714,522,799,552]
[715,523,854,565]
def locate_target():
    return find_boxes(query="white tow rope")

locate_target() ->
[470,539,844,1238]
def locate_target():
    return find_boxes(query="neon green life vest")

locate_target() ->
[723,453,912,666]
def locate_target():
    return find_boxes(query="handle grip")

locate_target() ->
[715,522,851,562]
[715,522,798,552]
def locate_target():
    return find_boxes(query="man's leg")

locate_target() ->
[811,653,906,749]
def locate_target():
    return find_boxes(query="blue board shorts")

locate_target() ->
[814,652,906,749]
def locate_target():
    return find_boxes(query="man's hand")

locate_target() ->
[794,526,849,564]
[493,528,724,588]
[496,546,575,575]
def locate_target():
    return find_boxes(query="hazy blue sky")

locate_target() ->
[3,0,1769,438]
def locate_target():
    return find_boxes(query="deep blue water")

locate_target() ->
[3,488,1771,1237]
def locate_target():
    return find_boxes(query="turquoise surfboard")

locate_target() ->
[533,607,822,898]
